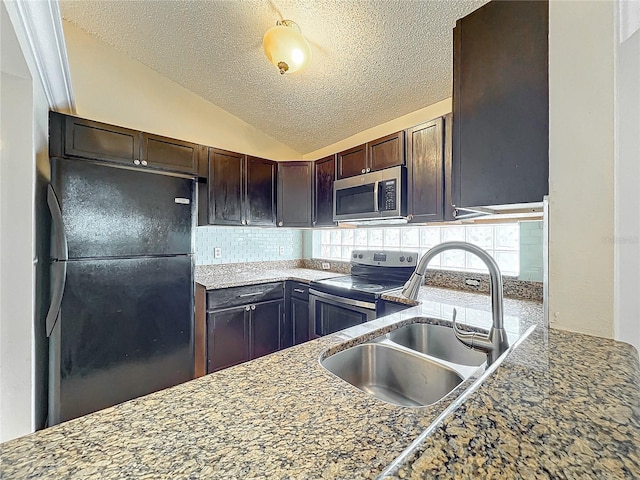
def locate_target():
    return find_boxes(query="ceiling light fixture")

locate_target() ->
[262,20,312,75]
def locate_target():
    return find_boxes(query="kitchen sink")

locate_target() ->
[321,343,465,407]
[387,323,487,367]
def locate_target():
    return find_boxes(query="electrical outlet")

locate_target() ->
[214,247,222,259]
[322,262,330,270]
[279,246,285,255]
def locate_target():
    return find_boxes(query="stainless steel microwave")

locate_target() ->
[333,165,407,223]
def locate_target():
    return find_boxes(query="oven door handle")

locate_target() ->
[309,289,376,310]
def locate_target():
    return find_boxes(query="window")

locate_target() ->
[314,224,520,276]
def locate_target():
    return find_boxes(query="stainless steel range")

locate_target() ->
[309,250,418,336]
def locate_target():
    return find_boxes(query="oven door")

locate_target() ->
[333,181,379,221]
[309,289,377,337]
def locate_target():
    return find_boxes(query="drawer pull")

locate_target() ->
[239,292,263,297]
[293,288,305,293]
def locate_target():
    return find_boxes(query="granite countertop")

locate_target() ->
[195,263,345,290]
[2,287,639,479]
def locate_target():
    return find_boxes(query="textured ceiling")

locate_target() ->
[60,0,489,155]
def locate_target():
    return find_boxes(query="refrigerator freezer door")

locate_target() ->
[49,255,194,425]
[50,158,194,259]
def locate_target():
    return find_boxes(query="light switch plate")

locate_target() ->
[214,247,222,259]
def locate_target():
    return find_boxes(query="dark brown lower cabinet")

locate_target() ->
[251,300,284,359]
[291,297,311,345]
[207,306,250,373]
[283,281,312,348]
[206,298,284,373]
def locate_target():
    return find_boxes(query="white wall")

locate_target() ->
[548,1,616,338]
[63,21,301,161]
[302,98,451,160]
[0,1,36,441]
[614,2,640,355]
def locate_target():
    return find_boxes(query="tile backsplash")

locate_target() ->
[196,222,544,283]
[195,227,303,265]
[518,221,544,282]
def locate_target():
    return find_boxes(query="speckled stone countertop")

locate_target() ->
[2,288,639,479]
[195,262,345,290]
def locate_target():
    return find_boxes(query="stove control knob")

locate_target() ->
[399,256,406,262]
[358,254,363,259]
[407,256,414,263]
[352,253,358,259]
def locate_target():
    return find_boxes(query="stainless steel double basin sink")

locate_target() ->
[320,321,488,407]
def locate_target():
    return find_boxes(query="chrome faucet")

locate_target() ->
[402,241,509,365]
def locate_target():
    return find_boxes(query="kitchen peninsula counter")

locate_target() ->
[2,288,639,479]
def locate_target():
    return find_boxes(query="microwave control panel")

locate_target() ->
[381,179,397,211]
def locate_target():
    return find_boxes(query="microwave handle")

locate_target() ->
[373,181,380,212]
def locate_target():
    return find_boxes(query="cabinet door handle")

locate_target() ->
[366,167,371,173]
[133,160,141,166]
[245,306,250,311]
[250,305,255,311]
[239,292,263,297]
[278,221,283,227]
[361,169,366,174]
[294,288,305,293]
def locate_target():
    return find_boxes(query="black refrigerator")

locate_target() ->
[46,157,195,425]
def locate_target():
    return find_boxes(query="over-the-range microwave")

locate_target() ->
[333,165,407,224]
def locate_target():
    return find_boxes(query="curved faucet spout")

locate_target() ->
[401,241,509,364]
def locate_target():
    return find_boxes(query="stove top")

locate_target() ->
[309,249,418,302]
[315,275,406,295]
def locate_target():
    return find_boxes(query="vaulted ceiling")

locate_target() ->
[60,0,488,155]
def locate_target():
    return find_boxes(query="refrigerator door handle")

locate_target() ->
[46,260,66,337]
[47,185,68,261]
[46,184,68,337]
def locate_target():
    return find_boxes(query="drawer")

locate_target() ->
[289,281,310,300]
[207,282,284,311]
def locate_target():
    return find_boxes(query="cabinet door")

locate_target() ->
[313,155,336,226]
[208,148,245,225]
[62,114,140,166]
[141,133,198,174]
[452,0,548,208]
[337,144,367,179]
[207,306,250,373]
[277,161,313,227]
[407,118,444,223]
[291,297,311,346]
[368,131,405,172]
[246,156,277,226]
[251,299,283,359]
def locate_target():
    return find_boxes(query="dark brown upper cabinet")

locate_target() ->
[207,150,276,227]
[207,148,245,225]
[406,118,444,223]
[368,131,405,172]
[277,161,313,227]
[452,0,549,211]
[336,144,367,179]
[51,112,140,166]
[313,155,336,227]
[336,131,405,180]
[246,156,277,226]
[141,133,198,175]
[50,113,198,175]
